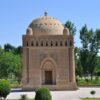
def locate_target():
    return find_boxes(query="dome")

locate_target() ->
[63,28,69,35]
[26,27,33,35]
[28,12,64,36]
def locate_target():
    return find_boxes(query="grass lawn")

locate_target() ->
[77,77,100,86]
[81,98,100,100]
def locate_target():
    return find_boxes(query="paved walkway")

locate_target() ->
[7,87,100,100]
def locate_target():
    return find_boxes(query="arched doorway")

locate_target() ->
[41,58,56,85]
[45,70,52,84]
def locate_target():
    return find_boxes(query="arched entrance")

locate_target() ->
[41,58,56,85]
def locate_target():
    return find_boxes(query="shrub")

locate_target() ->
[90,90,96,97]
[20,94,28,100]
[35,87,52,100]
[0,79,11,99]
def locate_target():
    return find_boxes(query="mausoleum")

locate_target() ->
[22,12,77,90]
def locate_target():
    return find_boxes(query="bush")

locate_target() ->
[35,87,52,100]
[20,94,28,100]
[0,79,11,99]
[90,90,96,97]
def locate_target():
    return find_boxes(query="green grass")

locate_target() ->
[81,98,100,100]
[77,76,100,86]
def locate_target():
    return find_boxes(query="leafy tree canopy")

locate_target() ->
[64,20,76,35]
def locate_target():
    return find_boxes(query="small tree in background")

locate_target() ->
[0,79,11,100]
[35,87,52,100]
[64,20,76,35]
[80,25,100,80]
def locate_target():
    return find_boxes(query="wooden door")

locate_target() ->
[45,71,52,84]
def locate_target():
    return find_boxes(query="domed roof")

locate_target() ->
[28,12,64,36]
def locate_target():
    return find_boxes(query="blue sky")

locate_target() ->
[0,0,100,47]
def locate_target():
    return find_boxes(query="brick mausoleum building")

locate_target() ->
[22,12,77,90]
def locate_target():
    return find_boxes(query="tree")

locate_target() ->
[0,51,21,82]
[80,25,100,80]
[95,56,100,76]
[0,79,11,100]
[4,43,22,55]
[0,47,4,55]
[64,20,76,35]
[79,25,89,77]
[75,47,83,77]
[4,43,15,52]
[15,46,22,55]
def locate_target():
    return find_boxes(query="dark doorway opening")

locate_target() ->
[45,71,52,85]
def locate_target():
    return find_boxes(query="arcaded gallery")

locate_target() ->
[22,12,77,90]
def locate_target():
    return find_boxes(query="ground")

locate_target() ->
[6,87,100,100]
[82,98,100,100]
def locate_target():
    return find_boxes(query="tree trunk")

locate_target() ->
[90,74,93,81]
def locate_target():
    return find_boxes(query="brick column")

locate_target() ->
[69,41,76,83]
